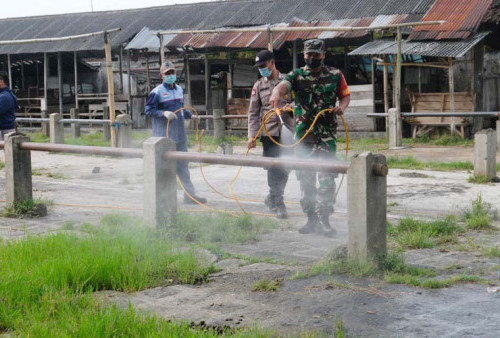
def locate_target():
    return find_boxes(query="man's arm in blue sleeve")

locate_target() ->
[145,91,164,118]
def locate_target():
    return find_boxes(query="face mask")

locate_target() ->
[306,58,323,69]
[258,67,272,78]
[163,74,177,85]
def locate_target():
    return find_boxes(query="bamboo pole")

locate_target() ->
[104,32,117,148]
[383,55,389,114]
[267,26,273,51]
[43,53,48,108]
[127,49,132,115]
[0,28,121,45]
[20,57,24,90]
[449,57,455,135]
[159,34,165,66]
[157,21,445,36]
[74,51,79,109]
[292,39,298,69]
[119,46,124,94]
[377,61,450,69]
[145,51,151,93]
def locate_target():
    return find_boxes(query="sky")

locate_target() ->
[1,0,214,19]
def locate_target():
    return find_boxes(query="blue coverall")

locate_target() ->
[145,83,195,195]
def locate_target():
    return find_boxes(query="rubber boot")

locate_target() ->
[275,198,287,219]
[264,194,277,212]
[317,214,336,237]
[184,194,207,204]
[299,213,318,234]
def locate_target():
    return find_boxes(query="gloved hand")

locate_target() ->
[190,115,201,122]
[163,111,178,120]
[247,138,257,149]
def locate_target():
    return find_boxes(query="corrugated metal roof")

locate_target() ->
[348,31,489,57]
[0,0,492,54]
[124,27,177,51]
[409,0,494,40]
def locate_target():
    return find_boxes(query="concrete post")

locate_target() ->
[213,108,225,139]
[49,113,64,144]
[4,133,33,205]
[497,120,500,150]
[143,137,177,228]
[348,152,387,261]
[116,114,133,148]
[102,106,111,141]
[474,129,497,180]
[40,98,49,137]
[70,108,81,138]
[388,108,402,148]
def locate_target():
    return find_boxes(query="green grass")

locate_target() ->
[65,132,110,147]
[387,156,474,171]
[251,279,280,292]
[0,199,51,218]
[403,134,474,146]
[482,247,500,258]
[463,195,496,230]
[468,175,492,184]
[384,273,482,289]
[0,212,261,336]
[26,131,49,143]
[388,215,463,249]
[0,161,4,170]
[164,212,279,244]
[32,168,68,179]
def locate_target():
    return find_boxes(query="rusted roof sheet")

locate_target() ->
[349,31,489,57]
[409,0,494,40]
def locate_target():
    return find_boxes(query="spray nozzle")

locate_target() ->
[275,108,285,126]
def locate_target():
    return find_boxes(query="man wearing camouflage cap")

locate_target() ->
[145,60,206,204]
[269,39,351,237]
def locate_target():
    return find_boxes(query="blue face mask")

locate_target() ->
[163,74,177,85]
[258,67,272,78]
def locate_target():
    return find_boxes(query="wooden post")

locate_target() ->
[395,27,402,143]
[145,51,151,93]
[127,49,132,116]
[36,57,40,89]
[267,26,273,51]
[119,46,124,94]
[57,52,63,114]
[383,55,390,138]
[292,39,298,69]
[7,54,12,88]
[104,31,117,147]
[227,53,232,100]
[448,57,455,135]
[472,42,485,133]
[74,51,79,109]
[186,54,191,95]
[418,66,422,93]
[20,57,25,90]
[204,55,212,117]
[42,53,49,136]
[159,34,165,66]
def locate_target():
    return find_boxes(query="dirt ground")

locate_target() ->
[1,143,499,337]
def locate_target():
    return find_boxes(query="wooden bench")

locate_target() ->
[406,91,473,138]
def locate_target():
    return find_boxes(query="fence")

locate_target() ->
[1,134,388,261]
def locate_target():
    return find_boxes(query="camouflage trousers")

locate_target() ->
[296,140,337,216]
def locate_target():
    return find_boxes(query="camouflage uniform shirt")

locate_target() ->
[283,65,350,153]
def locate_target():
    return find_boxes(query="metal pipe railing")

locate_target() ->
[0,141,388,176]
[16,118,111,124]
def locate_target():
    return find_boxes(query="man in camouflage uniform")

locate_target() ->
[270,39,351,237]
[247,50,294,218]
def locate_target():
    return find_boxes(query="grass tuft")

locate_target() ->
[467,175,491,184]
[0,199,51,218]
[482,247,500,258]
[251,279,281,292]
[387,156,473,171]
[463,195,496,230]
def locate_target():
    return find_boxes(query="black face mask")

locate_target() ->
[306,58,322,69]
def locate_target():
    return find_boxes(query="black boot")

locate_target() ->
[184,194,207,204]
[299,213,318,234]
[317,214,336,237]
[264,194,277,212]
[275,198,287,219]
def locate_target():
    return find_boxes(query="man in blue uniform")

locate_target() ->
[145,60,206,204]
[0,71,17,140]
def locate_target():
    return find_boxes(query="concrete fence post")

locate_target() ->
[102,106,111,141]
[116,114,133,148]
[143,137,177,228]
[213,108,225,139]
[388,108,402,148]
[70,108,81,138]
[49,113,64,144]
[497,120,500,150]
[4,133,33,205]
[348,152,387,261]
[474,129,497,180]
[40,98,49,137]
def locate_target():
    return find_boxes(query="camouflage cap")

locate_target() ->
[160,60,176,74]
[304,39,325,54]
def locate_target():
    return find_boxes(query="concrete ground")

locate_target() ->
[0,143,499,337]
